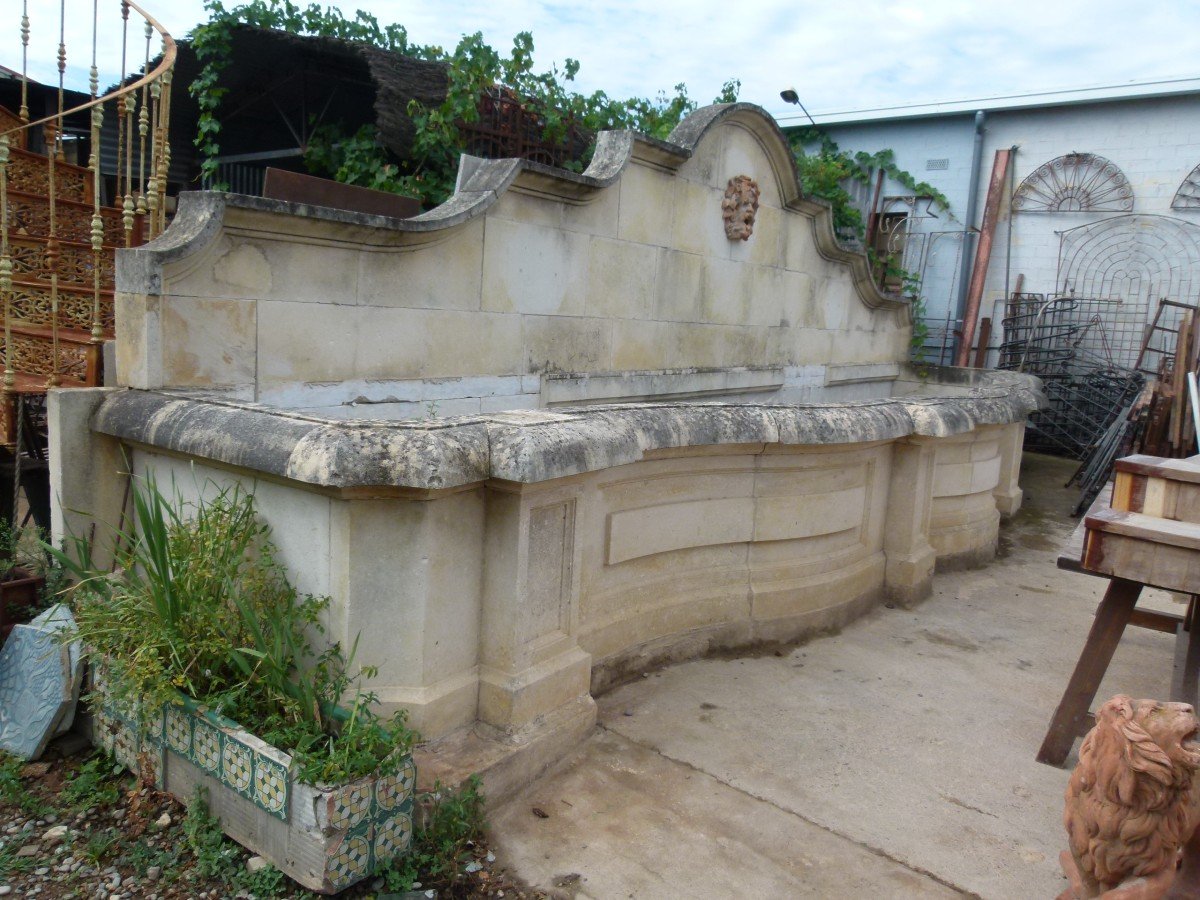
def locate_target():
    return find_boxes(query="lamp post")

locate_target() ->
[779,88,816,126]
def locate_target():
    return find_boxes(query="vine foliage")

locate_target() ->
[188,0,740,203]
[789,127,953,361]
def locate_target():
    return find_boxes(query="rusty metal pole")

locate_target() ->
[973,318,992,368]
[955,147,1012,368]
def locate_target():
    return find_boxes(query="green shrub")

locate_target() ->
[381,775,486,892]
[51,473,415,784]
[0,751,50,817]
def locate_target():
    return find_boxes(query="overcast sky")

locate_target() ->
[8,0,1200,123]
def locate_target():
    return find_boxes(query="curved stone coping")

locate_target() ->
[91,371,1043,491]
[115,103,903,312]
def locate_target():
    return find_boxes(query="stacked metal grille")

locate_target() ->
[998,294,1145,458]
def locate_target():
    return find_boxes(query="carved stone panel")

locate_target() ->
[526,500,575,642]
[722,175,760,241]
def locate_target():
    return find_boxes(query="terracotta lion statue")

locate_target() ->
[1060,695,1200,899]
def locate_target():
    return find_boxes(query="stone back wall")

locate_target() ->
[116,105,910,412]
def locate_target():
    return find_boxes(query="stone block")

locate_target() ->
[161,296,256,390]
[753,485,866,542]
[743,205,786,267]
[652,250,703,322]
[49,388,127,570]
[210,238,274,297]
[478,646,592,729]
[784,216,821,273]
[565,184,620,237]
[606,497,755,565]
[114,292,160,388]
[671,181,728,259]
[523,315,612,373]
[667,322,724,369]
[748,265,787,326]
[481,218,589,316]
[357,219,484,310]
[258,239,361,305]
[617,163,675,248]
[585,238,657,320]
[614,319,672,372]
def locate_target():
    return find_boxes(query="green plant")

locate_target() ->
[182,787,291,893]
[51,474,415,784]
[82,827,122,865]
[238,859,287,895]
[0,841,36,878]
[183,788,240,880]
[789,128,946,363]
[189,0,739,203]
[303,122,418,196]
[60,753,122,811]
[790,128,952,237]
[0,520,62,599]
[122,836,182,881]
[380,775,486,892]
[0,752,50,817]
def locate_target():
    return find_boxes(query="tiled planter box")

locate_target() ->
[92,696,415,893]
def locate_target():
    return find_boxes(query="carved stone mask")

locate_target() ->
[722,175,761,241]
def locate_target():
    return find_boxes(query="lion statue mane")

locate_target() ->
[1061,694,1200,899]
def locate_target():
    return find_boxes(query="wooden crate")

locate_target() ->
[1112,454,1200,521]
[1083,506,1200,594]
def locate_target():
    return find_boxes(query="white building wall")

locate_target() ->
[818,92,1200,363]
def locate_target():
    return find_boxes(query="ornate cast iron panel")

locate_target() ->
[1013,153,1134,213]
[1172,163,1200,210]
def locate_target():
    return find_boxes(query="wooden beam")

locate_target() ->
[955,148,1012,368]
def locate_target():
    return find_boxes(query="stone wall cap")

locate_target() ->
[91,370,1044,491]
[115,103,904,312]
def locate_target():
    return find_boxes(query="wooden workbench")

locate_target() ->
[1037,466,1200,767]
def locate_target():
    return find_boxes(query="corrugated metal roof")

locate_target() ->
[780,76,1200,127]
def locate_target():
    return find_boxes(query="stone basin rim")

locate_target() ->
[89,369,1044,491]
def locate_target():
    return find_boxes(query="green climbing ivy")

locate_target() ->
[789,127,950,363]
[188,0,740,203]
[789,126,951,239]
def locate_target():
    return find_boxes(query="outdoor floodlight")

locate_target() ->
[779,87,816,126]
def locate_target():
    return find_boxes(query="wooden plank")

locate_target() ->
[954,148,1012,367]
[1085,508,1200,552]
[1114,455,1200,485]
[1112,470,1138,512]
[1038,577,1143,766]
[262,168,421,220]
[1144,477,1170,517]
[1173,602,1200,707]
[1131,608,1188,634]
[1058,488,1112,574]
[1083,529,1200,594]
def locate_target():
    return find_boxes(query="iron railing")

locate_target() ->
[0,0,174,444]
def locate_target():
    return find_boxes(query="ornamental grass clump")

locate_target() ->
[54,474,414,783]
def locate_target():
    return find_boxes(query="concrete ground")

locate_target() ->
[488,453,1188,899]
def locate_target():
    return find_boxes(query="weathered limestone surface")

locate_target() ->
[89,369,1040,491]
[115,104,907,409]
[55,103,1044,795]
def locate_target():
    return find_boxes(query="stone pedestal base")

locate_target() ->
[414,694,597,805]
[884,546,937,607]
[994,486,1024,519]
